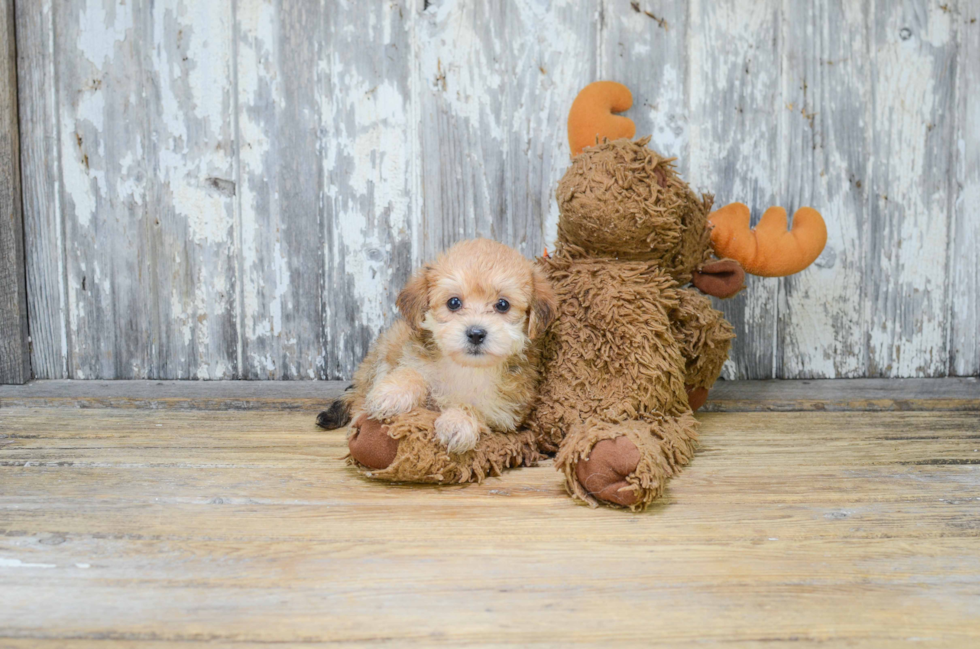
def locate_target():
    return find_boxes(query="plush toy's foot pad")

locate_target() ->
[686,385,709,412]
[346,408,541,484]
[556,414,700,511]
[348,414,399,470]
[574,436,641,507]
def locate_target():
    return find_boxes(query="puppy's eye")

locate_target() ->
[494,299,510,313]
[447,297,462,311]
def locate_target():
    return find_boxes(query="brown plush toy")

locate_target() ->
[327,81,827,511]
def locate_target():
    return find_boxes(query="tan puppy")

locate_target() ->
[317,239,556,454]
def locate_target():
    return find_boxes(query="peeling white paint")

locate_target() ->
[237,0,282,376]
[866,3,951,377]
[60,87,106,230]
[419,3,504,144]
[775,2,871,379]
[77,0,131,67]
[58,118,97,230]
[688,0,782,380]
[318,0,417,377]
[0,557,57,569]
[647,65,686,161]
[152,2,235,246]
[24,0,977,380]
[327,74,411,340]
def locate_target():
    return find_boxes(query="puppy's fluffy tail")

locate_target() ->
[316,386,354,430]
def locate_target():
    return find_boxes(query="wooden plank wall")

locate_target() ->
[0,0,31,384]
[14,0,980,380]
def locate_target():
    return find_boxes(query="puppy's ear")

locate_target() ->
[396,266,431,330]
[527,266,557,339]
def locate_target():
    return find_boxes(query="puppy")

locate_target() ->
[317,239,556,454]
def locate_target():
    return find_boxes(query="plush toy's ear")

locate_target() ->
[708,203,827,277]
[396,266,431,330]
[568,81,636,157]
[527,267,557,339]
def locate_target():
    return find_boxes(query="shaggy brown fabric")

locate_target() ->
[554,414,699,512]
[525,242,708,509]
[520,137,737,510]
[556,137,714,282]
[528,249,690,447]
[346,408,541,484]
[670,288,734,391]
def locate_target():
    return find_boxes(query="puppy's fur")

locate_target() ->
[317,239,556,454]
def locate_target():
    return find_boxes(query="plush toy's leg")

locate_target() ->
[671,288,734,411]
[346,408,541,484]
[554,413,699,511]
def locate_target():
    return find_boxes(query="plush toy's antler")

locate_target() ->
[568,81,636,157]
[708,203,828,277]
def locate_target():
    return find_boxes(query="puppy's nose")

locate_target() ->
[466,326,487,345]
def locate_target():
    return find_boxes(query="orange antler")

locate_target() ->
[568,81,636,157]
[708,203,828,277]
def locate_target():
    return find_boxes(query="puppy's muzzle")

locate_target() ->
[465,326,487,347]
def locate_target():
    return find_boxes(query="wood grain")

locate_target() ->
[703,377,980,412]
[0,378,349,410]
[416,0,598,258]
[867,1,957,377]
[142,2,240,380]
[950,0,980,377]
[0,0,30,384]
[601,0,689,174]
[687,0,782,380]
[13,0,980,380]
[319,0,418,379]
[236,0,325,380]
[15,1,67,380]
[52,0,153,379]
[1,404,978,646]
[776,0,871,379]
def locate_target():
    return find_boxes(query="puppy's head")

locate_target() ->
[396,239,556,367]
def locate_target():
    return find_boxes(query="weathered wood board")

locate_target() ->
[1,398,979,645]
[0,0,30,384]
[14,0,980,379]
[2,377,975,411]
[951,0,980,377]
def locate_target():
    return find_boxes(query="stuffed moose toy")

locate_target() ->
[320,81,827,511]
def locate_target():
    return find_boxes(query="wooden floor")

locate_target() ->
[1,379,978,647]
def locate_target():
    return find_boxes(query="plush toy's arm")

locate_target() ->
[669,287,735,392]
[527,258,687,445]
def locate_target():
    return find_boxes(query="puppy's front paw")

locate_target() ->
[366,382,421,420]
[435,408,481,454]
